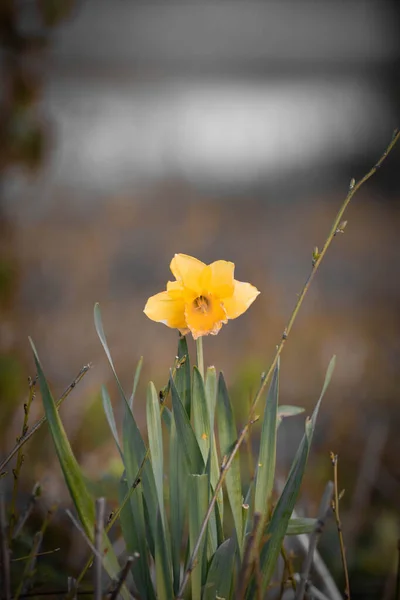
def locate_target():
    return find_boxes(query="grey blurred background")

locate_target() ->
[1,1,400,597]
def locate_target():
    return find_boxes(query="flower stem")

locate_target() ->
[196,336,204,379]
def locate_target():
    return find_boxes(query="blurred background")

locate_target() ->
[1,0,400,597]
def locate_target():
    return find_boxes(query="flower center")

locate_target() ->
[193,295,210,314]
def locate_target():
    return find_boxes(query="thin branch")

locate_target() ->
[0,495,11,600]
[8,376,37,540]
[280,545,297,595]
[12,482,42,541]
[331,453,351,600]
[14,531,43,600]
[108,556,136,600]
[0,364,92,475]
[67,452,147,595]
[235,512,262,599]
[294,574,332,600]
[295,482,334,600]
[176,129,400,600]
[94,498,106,600]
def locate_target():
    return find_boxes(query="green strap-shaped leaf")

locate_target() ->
[169,415,188,594]
[129,356,143,409]
[258,356,336,594]
[217,373,243,552]
[192,366,211,464]
[119,475,155,599]
[286,517,317,535]
[205,367,217,433]
[29,339,130,600]
[254,359,280,517]
[101,384,122,457]
[203,537,236,600]
[94,303,160,555]
[146,382,165,519]
[170,375,204,474]
[277,405,305,420]
[175,335,191,416]
[188,474,209,600]
[155,509,174,600]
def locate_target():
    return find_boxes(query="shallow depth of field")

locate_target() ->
[1,1,400,599]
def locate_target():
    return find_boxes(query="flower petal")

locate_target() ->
[200,260,235,298]
[144,290,187,329]
[222,280,260,319]
[170,254,206,291]
[184,295,227,339]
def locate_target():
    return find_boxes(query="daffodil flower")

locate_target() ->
[144,253,260,339]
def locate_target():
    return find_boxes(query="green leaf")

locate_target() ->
[146,382,165,519]
[94,303,159,554]
[277,405,305,425]
[217,373,243,552]
[204,367,217,433]
[119,475,155,599]
[188,474,209,600]
[258,356,336,593]
[286,517,317,535]
[155,509,174,600]
[170,375,204,474]
[129,356,143,409]
[192,366,211,464]
[94,302,127,403]
[175,335,191,416]
[101,385,122,456]
[254,359,279,517]
[169,415,189,594]
[29,339,130,600]
[203,538,236,600]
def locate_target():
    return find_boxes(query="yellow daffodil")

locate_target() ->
[144,253,260,339]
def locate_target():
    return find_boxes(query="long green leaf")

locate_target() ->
[146,381,165,518]
[175,335,191,416]
[119,475,154,599]
[203,538,236,600]
[286,517,317,535]
[188,474,209,600]
[155,509,174,600]
[217,373,243,551]
[29,339,130,600]
[170,375,204,474]
[101,385,122,456]
[254,359,279,517]
[169,415,188,594]
[94,302,127,402]
[258,356,336,594]
[94,303,159,551]
[129,356,143,409]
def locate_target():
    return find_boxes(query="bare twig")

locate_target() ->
[280,545,297,595]
[295,482,334,600]
[0,364,92,475]
[0,495,11,600]
[94,498,106,600]
[66,453,147,596]
[14,531,43,600]
[176,129,400,600]
[294,574,332,600]
[346,420,388,557]
[8,376,37,540]
[331,453,350,600]
[235,512,262,599]
[108,556,136,600]
[12,482,41,540]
